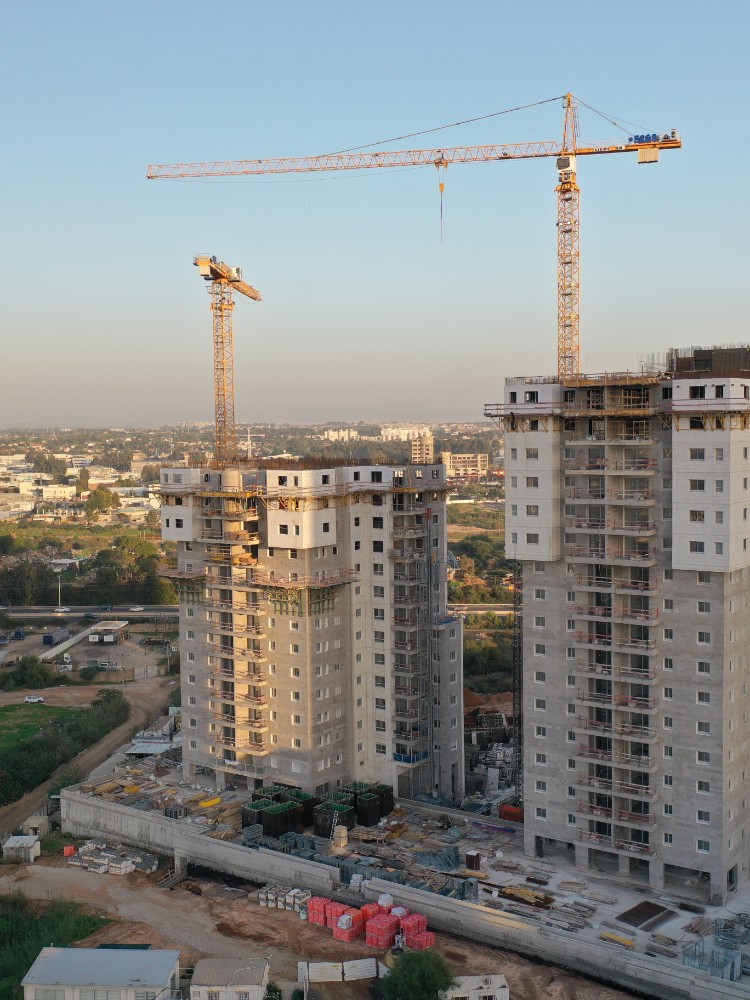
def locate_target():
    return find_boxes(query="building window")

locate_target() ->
[698,631,711,644]
[689,480,705,492]
[534,698,546,711]
[690,448,705,461]
[715,542,723,554]
[697,661,710,674]
[697,840,710,853]
[697,691,710,704]
[535,753,547,765]
[689,541,704,553]
[696,750,710,764]
[716,480,724,493]
[697,810,710,824]
[697,571,711,584]
[373,541,384,552]
[664,745,673,758]
[697,721,710,735]
[526,476,539,488]
[375,743,386,754]
[535,725,547,738]
[534,643,546,655]
[663,803,673,815]
[663,628,673,640]
[535,807,547,820]
[663,658,673,670]
[689,510,705,522]
[526,505,539,516]
[697,780,710,793]
[527,533,539,544]
[534,670,546,682]
[663,717,673,729]
[663,833,673,846]
[664,775,673,787]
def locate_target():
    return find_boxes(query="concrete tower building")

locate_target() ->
[160,462,464,802]
[492,345,750,904]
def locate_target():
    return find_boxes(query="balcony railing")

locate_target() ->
[203,599,265,614]
[577,690,612,705]
[607,490,656,503]
[575,716,612,733]
[574,662,612,677]
[614,840,656,856]
[614,751,655,768]
[616,723,656,739]
[577,801,612,818]
[614,695,655,710]
[578,831,612,846]
[617,810,655,827]
[576,746,612,762]
[157,561,207,581]
[613,780,655,798]
[575,774,612,790]
[249,569,358,588]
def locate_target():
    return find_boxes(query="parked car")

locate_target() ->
[54,607,70,614]
[129,606,144,612]
[24,695,45,704]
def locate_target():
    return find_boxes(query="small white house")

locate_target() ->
[22,947,180,1000]
[190,959,269,1000]
[3,835,41,864]
[441,974,510,1000]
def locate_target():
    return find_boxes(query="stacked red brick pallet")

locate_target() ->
[298,893,434,951]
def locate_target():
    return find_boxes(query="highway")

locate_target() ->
[3,605,178,620]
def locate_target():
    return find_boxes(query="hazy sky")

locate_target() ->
[1,2,747,427]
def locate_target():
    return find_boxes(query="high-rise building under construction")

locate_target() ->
[160,461,464,802]
[495,345,750,904]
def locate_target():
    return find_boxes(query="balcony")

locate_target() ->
[607,521,657,537]
[577,801,612,819]
[394,686,421,698]
[200,753,270,776]
[567,518,607,531]
[249,569,358,588]
[614,751,656,769]
[615,722,656,739]
[393,707,420,722]
[614,839,656,856]
[607,490,656,505]
[393,570,421,582]
[575,774,613,791]
[157,561,207,581]
[576,689,612,706]
[392,524,427,537]
[207,622,266,638]
[613,780,656,798]
[571,631,613,648]
[576,575,613,590]
[607,549,657,566]
[206,548,259,568]
[566,548,607,563]
[574,605,612,619]
[613,578,657,594]
[237,718,269,733]
[214,734,252,748]
[566,489,607,502]
[613,637,656,653]
[575,716,613,734]
[578,831,613,847]
[576,745,612,763]
[393,750,429,765]
[612,606,658,623]
[388,549,425,562]
[614,666,656,684]
[609,459,658,473]
[613,694,655,710]
[393,616,420,629]
[204,599,265,614]
[574,662,612,677]
[616,810,656,828]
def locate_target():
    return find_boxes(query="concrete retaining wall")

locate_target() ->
[61,787,748,1000]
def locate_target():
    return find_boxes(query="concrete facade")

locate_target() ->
[500,349,750,904]
[160,463,464,802]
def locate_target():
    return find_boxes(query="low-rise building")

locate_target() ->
[22,948,180,1000]
[2,835,41,864]
[440,453,489,479]
[190,959,269,1000]
[441,974,509,1000]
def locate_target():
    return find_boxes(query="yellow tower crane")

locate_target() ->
[152,94,680,380]
[194,255,261,466]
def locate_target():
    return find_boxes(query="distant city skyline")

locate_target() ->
[2,2,746,426]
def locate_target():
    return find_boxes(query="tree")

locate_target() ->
[85,487,121,517]
[140,464,161,483]
[76,468,90,495]
[381,951,454,1000]
[144,509,161,532]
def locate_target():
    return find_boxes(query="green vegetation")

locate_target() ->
[0,689,129,806]
[0,704,76,752]
[447,504,502,530]
[0,893,109,1000]
[0,656,68,692]
[379,950,454,1000]
[0,531,177,606]
[463,632,513,694]
[448,533,512,604]
[84,485,121,518]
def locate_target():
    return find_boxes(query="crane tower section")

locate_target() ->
[194,255,261,466]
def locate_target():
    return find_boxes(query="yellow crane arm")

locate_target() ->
[149,135,680,179]
[195,254,262,301]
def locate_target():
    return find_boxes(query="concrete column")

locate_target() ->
[182,761,197,780]
[574,844,590,869]
[618,853,630,875]
[649,859,665,891]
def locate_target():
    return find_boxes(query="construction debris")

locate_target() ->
[68,840,159,875]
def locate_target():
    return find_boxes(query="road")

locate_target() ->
[4,605,178,620]
[448,603,514,613]
[0,671,173,834]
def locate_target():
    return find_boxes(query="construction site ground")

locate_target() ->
[0,857,637,1000]
[61,754,750,996]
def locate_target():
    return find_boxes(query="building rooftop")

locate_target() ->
[191,959,268,988]
[22,948,180,988]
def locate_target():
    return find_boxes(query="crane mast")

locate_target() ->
[194,255,261,466]
[154,94,681,385]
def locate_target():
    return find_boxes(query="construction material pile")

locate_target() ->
[67,839,159,875]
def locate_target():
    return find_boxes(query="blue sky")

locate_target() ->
[0,1,746,426]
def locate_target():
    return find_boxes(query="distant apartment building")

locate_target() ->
[160,462,464,802]
[323,427,360,442]
[411,435,435,464]
[381,424,431,442]
[440,452,489,479]
[496,345,750,904]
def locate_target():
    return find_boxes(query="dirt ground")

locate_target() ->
[0,670,173,833]
[0,859,640,1000]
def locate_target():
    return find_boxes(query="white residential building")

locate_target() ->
[494,345,750,904]
[160,462,464,802]
[190,959,268,1000]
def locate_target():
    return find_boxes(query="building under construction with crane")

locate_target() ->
[158,257,463,802]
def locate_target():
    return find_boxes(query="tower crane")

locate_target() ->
[194,255,261,465]
[151,94,681,379]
